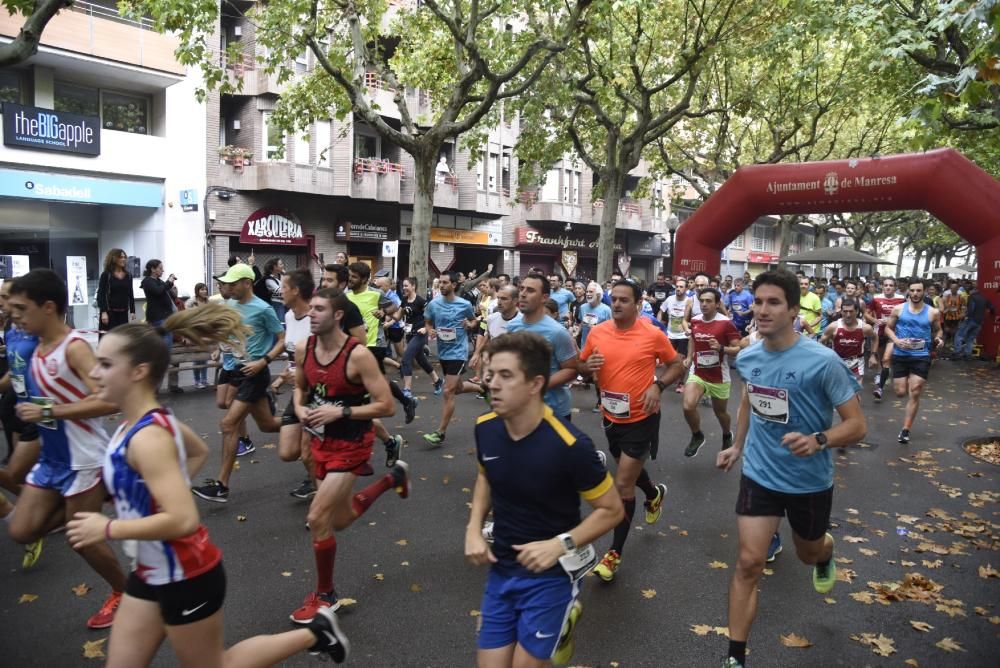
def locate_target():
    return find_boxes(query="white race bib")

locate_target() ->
[11,373,25,396]
[438,327,457,342]
[696,350,720,367]
[600,390,630,419]
[746,383,789,424]
[404,323,413,334]
[583,312,598,326]
[558,543,598,582]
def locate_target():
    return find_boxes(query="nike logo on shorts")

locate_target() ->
[534,631,555,639]
[181,601,208,616]
[482,455,500,461]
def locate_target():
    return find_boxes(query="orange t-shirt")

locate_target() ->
[580,317,677,424]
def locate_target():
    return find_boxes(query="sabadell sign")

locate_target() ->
[239,208,308,246]
[2,103,101,156]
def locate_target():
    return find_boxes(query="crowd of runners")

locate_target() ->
[0,258,993,667]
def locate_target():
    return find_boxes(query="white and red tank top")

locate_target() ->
[870,295,905,336]
[831,320,865,360]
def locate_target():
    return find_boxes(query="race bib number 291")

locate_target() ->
[746,383,789,424]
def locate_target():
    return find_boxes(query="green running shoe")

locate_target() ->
[422,431,445,447]
[812,533,836,593]
[551,599,582,665]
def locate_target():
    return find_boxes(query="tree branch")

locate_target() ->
[0,0,72,67]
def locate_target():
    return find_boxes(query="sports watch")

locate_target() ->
[342,405,352,419]
[654,379,668,392]
[41,406,54,420]
[812,432,828,450]
[557,533,576,553]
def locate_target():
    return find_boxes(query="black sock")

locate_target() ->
[389,380,407,404]
[878,369,889,389]
[611,497,635,554]
[636,469,656,500]
[694,430,704,439]
[728,640,747,664]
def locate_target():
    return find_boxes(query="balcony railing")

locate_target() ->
[364,72,395,93]
[68,0,156,30]
[354,157,404,176]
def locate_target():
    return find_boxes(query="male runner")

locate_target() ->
[548,274,576,325]
[484,286,523,343]
[685,273,729,323]
[659,278,691,393]
[833,278,860,319]
[508,274,579,421]
[210,279,255,459]
[290,288,410,623]
[649,272,673,315]
[193,263,283,503]
[682,288,742,457]
[7,269,127,629]
[821,298,877,384]
[423,271,481,446]
[885,278,943,444]
[725,277,754,336]
[716,270,866,668]
[466,331,623,667]
[579,280,685,581]
[578,282,612,413]
[865,277,905,400]
[798,276,822,336]
[347,263,417,424]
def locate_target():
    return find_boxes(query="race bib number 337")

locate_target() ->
[747,383,789,424]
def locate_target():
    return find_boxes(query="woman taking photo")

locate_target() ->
[399,276,443,396]
[66,304,349,667]
[141,260,181,393]
[185,283,211,389]
[98,249,135,333]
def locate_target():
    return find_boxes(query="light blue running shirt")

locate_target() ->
[507,315,577,418]
[425,295,475,361]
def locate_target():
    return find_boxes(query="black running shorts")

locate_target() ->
[603,413,660,461]
[440,359,466,377]
[217,367,238,386]
[735,474,832,542]
[281,397,299,426]
[231,366,271,403]
[890,356,931,380]
[669,338,688,356]
[125,562,226,626]
[387,327,404,343]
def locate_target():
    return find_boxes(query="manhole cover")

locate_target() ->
[963,437,1000,465]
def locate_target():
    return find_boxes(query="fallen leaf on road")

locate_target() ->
[835,557,854,564]
[236,515,247,522]
[904,660,919,667]
[859,548,878,557]
[337,598,357,607]
[836,568,856,583]
[82,638,106,659]
[901,560,916,566]
[374,573,384,581]
[974,606,989,616]
[690,624,712,636]
[922,560,942,569]
[843,536,868,543]
[934,637,966,653]
[442,454,454,459]
[18,594,38,603]
[780,633,812,648]
[909,620,933,632]
[442,476,451,485]
[410,583,422,593]
[851,592,875,604]
[824,597,836,604]
[709,561,728,569]
[851,632,896,657]
[713,626,730,637]
[261,443,276,449]
[72,583,91,597]
[469,610,480,617]
[641,589,656,599]
[934,603,965,618]
[762,568,774,576]
[979,564,999,579]
[281,571,292,577]
[401,561,410,566]
[395,539,408,546]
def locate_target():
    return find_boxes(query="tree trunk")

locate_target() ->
[409,155,436,291]
[895,244,905,278]
[597,172,624,281]
[911,249,921,276]
[816,226,829,248]
[776,216,795,270]
[922,253,933,275]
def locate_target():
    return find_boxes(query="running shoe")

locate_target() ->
[872,386,883,401]
[308,606,350,663]
[593,549,621,582]
[86,591,123,629]
[722,432,734,451]
[422,431,445,447]
[684,432,706,458]
[169,386,184,394]
[897,428,910,444]
[404,396,418,424]
[722,658,744,668]
[390,460,410,499]
[766,533,782,562]
[290,479,316,499]
[192,479,229,503]
[644,483,667,525]
[236,437,255,457]
[433,378,444,396]
[385,435,403,468]
[402,388,413,400]
[551,599,583,666]
[812,534,836,594]
[22,538,43,569]
[290,590,340,624]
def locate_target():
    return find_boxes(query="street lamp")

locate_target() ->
[203,186,239,284]
[665,213,681,274]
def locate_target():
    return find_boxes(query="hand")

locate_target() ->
[641,384,662,415]
[513,538,563,573]
[708,337,721,351]
[716,446,741,472]
[374,310,384,320]
[100,312,109,325]
[66,512,110,549]
[15,403,45,423]
[868,354,878,367]
[469,354,481,371]
[129,313,137,322]
[418,327,427,335]
[241,358,268,377]
[168,274,177,282]
[781,431,821,457]
[486,264,494,272]
[211,349,220,361]
[584,348,605,373]
[248,253,256,265]
[682,357,692,369]
[304,404,345,428]
[933,337,944,349]
[465,527,497,566]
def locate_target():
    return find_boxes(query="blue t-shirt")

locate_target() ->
[726,289,754,330]
[425,295,475,360]
[476,407,611,578]
[233,296,285,360]
[820,293,837,330]
[735,336,860,494]
[386,290,403,329]
[550,288,575,319]
[507,315,577,418]
[5,325,39,401]
[578,302,612,348]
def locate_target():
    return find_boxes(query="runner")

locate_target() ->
[821,298,877,384]
[508,274,579,421]
[423,271,482,446]
[398,276,444,397]
[66,303,350,665]
[484,285,523,343]
[6,268,127,629]
[686,273,729,323]
[885,278,944,444]
[939,279,965,350]
[682,288,742,457]
[465,331,623,667]
[716,269,866,668]
[578,282,612,413]
[659,278,691,393]
[579,280,685,581]
[290,288,410,624]
[211,279,255,460]
[865,277,905,400]
[725,277,754,337]
[798,276,822,336]
[548,274,576,326]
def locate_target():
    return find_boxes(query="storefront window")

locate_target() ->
[101,91,148,134]
[0,70,21,105]
[54,82,100,117]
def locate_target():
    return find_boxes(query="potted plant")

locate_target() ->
[218,145,254,167]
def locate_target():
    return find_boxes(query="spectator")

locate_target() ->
[140,259,181,393]
[97,248,135,334]
[185,282,211,389]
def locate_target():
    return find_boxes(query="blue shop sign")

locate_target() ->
[0,168,162,207]
[2,103,101,156]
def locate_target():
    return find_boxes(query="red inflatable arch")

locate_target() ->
[672,148,1000,357]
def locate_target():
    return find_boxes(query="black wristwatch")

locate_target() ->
[342,406,352,419]
[654,379,668,392]
[812,432,828,450]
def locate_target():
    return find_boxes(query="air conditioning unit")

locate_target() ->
[233,26,242,38]
[233,120,241,131]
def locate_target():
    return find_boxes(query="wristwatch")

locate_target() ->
[812,432,828,450]
[557,533,576,553]
[654,379,668,392]
[342,406,352,419]
[41,406,54,421]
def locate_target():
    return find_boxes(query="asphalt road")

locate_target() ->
[1,359,998,667]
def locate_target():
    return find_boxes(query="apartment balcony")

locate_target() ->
[475,189,511,216]
[591,199,646,231]
[223,55,282,96]
[523,194,582,225]
[433,175,459,209]
[351,158,402,202]
[0,1,184,75]
[217,160,337,195]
